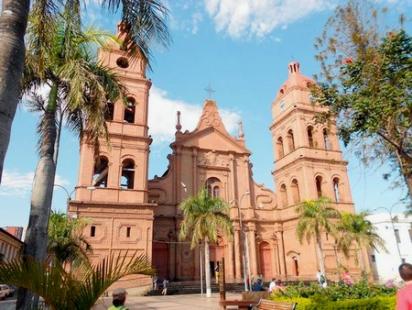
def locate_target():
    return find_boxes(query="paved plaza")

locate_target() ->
[93,293,240,310]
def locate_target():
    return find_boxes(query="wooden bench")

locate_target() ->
[219,299,258,309]
[241,291,270,302]
[257,299,296,310]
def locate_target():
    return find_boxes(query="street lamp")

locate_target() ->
[53,184,75,201]
[230,191,251,291]
[53,184,77,217]
[371,203,403,264]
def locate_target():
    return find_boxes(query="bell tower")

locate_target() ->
[270,62,357,279]
[68,24,155,288]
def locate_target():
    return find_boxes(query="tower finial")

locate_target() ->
[176,111,182,132]
[204,83,215,99]
[238,120,244,139]
[288,61,300,75]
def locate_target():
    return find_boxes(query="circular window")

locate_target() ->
[116,57,129,68]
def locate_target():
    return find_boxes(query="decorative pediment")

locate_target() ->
[196,100,228,132]
[176,127,250,154]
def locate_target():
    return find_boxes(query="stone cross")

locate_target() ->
[205,83,215,99]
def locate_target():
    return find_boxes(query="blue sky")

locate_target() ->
[0,0,411,227]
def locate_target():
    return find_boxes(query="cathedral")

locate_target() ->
[68,28,362,289]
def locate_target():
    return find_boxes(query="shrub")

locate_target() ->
[272,296,395,310]
[272,280,396,301]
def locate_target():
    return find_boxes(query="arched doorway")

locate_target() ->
[259,242,272,280]
[152,242,169,279]
[209,241,225,279]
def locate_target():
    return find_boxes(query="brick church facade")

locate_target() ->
[68,29,363,289]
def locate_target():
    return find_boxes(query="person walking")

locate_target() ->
[153,275,158,290]
[396,263,412,310]
[162,278,169,296]
[268,278,277,293]
[316,270,327,288]
[108,288,128,310]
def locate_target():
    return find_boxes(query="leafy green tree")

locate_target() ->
[336,212,386,273]
[0,0,170,184]
[0,252,154,309]
[312,0,412,205]
[18,5,128,307]
[296,197,341,279]
[179,188,233,297]
[48,211,91,267]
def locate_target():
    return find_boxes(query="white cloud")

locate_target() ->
[148,86,242,143]
[204,0,334,38]
[0,170,69,197]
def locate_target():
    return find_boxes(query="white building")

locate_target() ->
[366,213,412,282]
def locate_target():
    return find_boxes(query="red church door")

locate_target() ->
[259,242,272,279]
[152,242,169,279]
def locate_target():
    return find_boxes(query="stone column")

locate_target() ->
[275,228,287,280]
[192,148,198,195]
[194,245,200,280]
[234,227,242,282]
[247,226,258,276]
[226,240,235,282]
[169,238,176,280]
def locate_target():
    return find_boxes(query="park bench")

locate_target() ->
[241,291,270,302]
[219,299,258,309]
[257,299,297,310]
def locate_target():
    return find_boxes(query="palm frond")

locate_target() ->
[101,0,170,67]
[0,252,153,309]
[74,251,154,309]
[179,188,233,249]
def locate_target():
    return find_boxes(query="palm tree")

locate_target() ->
[0,252,154,309]
[179,188,233,297]
[336,212,386,274]
[296,197,341,279]
[48,211,91,267]
[0,0,170,184]
[0,1,30,184]
[18,6,128,307]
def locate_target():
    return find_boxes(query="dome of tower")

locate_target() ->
[276,61,314,98]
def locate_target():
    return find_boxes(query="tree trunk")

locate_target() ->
[316,234,326,279]
[17,85,58,309]
[395,149,412,201]
[0,0,30,183]
[204,238,212,297]
[53,108,63,164]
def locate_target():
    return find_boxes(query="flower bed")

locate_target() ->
[270,281,396,310]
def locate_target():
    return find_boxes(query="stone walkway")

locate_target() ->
[93,293,239,310]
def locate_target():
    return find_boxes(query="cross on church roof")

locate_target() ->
[204,83,215,99]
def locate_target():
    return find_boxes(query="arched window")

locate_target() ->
[280,184,288,207]
[93,156,109,187]
[307,126,314,148]
[292,256,299,276]
[323,128,331,150]
[124,97,135,123]
[315,176,323,198]
[291,179,300,204]
[277,137,284,159]
[120,159,135,189]
[213,186,220,198]
[287,130,295,152]
[206,177,221,198]
[333,177,341,202]
[105,101,114,121]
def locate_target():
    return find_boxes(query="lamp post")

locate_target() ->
[371,203,403,264]
[53,184,77,217]
[180,182,204,295]
[231,191,251,291]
